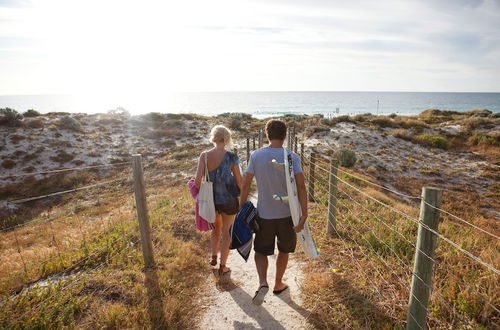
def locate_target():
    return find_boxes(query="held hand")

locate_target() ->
[293,215,308,233]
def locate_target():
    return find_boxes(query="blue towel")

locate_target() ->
[230,201,259,261]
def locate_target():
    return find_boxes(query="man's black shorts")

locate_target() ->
[254,216,297,255]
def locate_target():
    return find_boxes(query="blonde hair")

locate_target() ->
[210,125,232,145]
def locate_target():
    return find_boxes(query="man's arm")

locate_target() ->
[240,172,254,206]
[294,172,308,232]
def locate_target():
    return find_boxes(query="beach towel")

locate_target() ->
[230,201,259,261]
[187,179,214,232]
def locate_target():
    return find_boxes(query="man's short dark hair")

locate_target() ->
[265,119,287,141]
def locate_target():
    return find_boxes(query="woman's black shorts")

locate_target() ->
[215,198,240,215]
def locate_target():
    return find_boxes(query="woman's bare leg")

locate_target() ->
[219,212,236,271]
[211,214,222,259]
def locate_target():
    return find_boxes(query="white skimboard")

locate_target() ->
[281,148,320,259]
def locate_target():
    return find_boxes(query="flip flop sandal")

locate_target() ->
[273,286,289,295]
[252,285,269,305]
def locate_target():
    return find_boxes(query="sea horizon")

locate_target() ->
[1,91,499,118]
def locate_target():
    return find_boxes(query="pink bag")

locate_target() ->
[187,179,214,231]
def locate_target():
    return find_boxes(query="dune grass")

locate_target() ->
[0,153,210,329]
[299,163,499,329]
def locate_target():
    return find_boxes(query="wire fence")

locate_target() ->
[1,131,498,329]
[291,132,499,329]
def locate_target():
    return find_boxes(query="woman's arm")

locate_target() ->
[231,163,243,190]
[194,152,205,189]
[240,172,254,206]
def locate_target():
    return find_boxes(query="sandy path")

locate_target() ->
[199,193,314,329]
[198,250,314,330]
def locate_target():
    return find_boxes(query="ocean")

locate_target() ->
[1,92,499,118]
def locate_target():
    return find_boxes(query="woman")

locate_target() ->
[195,125,242,276]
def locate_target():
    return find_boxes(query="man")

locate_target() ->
[240,119,308,305]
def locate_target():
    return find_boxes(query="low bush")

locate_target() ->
[23,153,39,161]
[23,109,40,117]
[468,132,500,147]
[58,116,83,131]
[460,117,495,131]
[0,108,23,127]
[415,134,449,149]
[141,112,165,127]
[397,119,429,130]
[23,166,35,172]
[25,119,44,128]
[165,113,182,120]
[369,117,398,128]
[388,129,414,141]
[50,150,75,163]
[143,128,182,139]
[10,134,25,144]
[337,148,357,167]
[2,159,16,169]
[321,115,353,126]
[304,126,330,138]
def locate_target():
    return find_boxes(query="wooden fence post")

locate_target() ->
[294,129,298,153]
[406,186,442,330]
[327,157,338,235]
[300,142,304,163]
[246,137,250,165]
[287,127,291,149]
[253,136,256,150]
[308,153,316,202]
[258,129,263,148]
[132,154,155,267]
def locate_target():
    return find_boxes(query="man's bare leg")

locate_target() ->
[254,252,269,287]
[274,251,289,292]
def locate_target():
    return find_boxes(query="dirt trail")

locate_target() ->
[199,250,314,329]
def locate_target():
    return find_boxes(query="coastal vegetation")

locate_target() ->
[0,108,498,328]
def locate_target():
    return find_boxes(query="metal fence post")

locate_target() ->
[327,157,338,235]
[308,153,316,202]
[132,154,155,267]
[406,186,442,330]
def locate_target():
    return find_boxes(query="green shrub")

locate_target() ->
[1,216,24,231]
[0,108,23,126]
[337,148,357,167]
[468,132,500,146]
[58,116,83,131]
[415,134,449,149]
[23,109,40,117]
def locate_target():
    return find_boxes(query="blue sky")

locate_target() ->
[0,0,499,95]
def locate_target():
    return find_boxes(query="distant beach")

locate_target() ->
[1,91,499,118]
